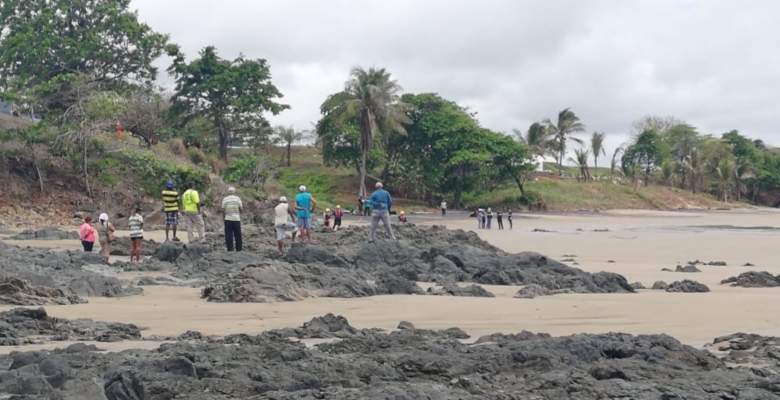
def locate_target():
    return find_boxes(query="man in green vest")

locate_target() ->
[162,181,181,242]
[182,181,206,244]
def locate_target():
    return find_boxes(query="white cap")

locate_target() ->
[99,213,109,222]
[227,187,236,194]
[299,185,306,192]
[279,196,287,203]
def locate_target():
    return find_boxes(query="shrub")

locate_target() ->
[168,138,187,158]
[111,150,209,196]
[187,147,207,165]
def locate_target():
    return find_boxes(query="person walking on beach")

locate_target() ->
[182,181,205,244]
[368,182,396,242]
[221,187,243,252]
[162,181,181,242]
[293,185,316,244]
[440,200,447,217]
[97,213,115,263]
[128,206,144,264]
[497,209,504,230]
[486,208,493,229]
[79,216,95,252]
[508,209,513,230]
[333,205,343,231]
[274,196,298,255]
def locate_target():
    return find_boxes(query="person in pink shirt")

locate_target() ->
[79,216,96,252]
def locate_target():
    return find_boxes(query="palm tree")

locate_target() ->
[590,132,606,179]
[276,125,303,167]
[622,162,639,190]
[568,148,591,182]
[543,108,586,176]
[513,122,553,157]
[715,158,735,202]
[329,67,411,197]
[610,146,624,180]
[660,160,675,187]
[733,160,754,202]
[684,149,706,194]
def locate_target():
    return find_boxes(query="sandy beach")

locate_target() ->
[2,208,779,352]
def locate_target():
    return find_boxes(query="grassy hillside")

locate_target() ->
[259,146,739,212]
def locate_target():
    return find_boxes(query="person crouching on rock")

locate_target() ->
[97,213,115,263]
[333,205,343,231]
[79,216,95,252]
[324,208,332,228]
[274,196,298,255]
[398,211,407,223]
[128,206,144,264]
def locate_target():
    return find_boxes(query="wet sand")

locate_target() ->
[2,208,780,351]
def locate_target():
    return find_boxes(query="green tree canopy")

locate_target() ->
[167,46,289,161]
[622,129,668,186]
[0,0,170,111]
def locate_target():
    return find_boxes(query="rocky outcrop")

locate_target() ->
[0,307,141,346]
[427,283,495,297]
[0,313,778,399]
[666,280,710,293]
[721,271,780,288]
[8,227,79,241]
[0,276,85,305]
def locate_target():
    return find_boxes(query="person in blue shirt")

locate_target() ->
[367,182,396,242]
[293,185,317,244]
[363,197,372,216]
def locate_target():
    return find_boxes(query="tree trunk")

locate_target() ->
[286,143,292,167]
[217,120,228,161]
[359,149,367,198]
[32,150,44,194]
[690,172,697,194]
[453,187,463,210]
[594,157,598,180]
[83,134,92,198]
[514,177,526,196]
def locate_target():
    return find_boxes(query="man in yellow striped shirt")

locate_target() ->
[162,181,181,242]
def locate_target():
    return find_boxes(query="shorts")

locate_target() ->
[131,236,144,241]
[296,217,311,229]
[165,211,178,225]
[275,222,297,240]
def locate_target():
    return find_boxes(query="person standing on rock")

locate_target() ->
[440,200,447,217]
[486,208,493,229]
[128,206,144,264]
[368,182,396,243]
[293,185,316,244]
[507,209,513,230]
[333,205,343,231]
[496,209,504,230]
[363,197,372,216]
[275,196,298,255]
[79,216,95,252]
[97,213,115,263]
[221,187,243,252]
[182,181,206,244]
[476,208,484,229]
[162,181,181,242]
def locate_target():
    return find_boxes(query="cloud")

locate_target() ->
[132,0,780,157]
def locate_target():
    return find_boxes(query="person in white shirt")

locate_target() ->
[440,200,447,217]
[221,187,243,252]
[274,196,298,256]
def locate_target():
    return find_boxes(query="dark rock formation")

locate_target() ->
[666,280,710,293]
[630,281,646,290]
[675,264,702,273]
[8,227,79,241]
[0,313,778,399]
[427,283,495,297]
[651,281,669,290]
[721,271,780,288]
[0,307,140,346]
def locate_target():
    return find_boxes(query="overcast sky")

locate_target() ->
[132,0,780,159]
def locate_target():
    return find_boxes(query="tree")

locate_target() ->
[715,158,735,202]
[568,148,591,182]
[543,108,585,176]
[0,0,170,111]
[513,122,552,158]
[327,67,411,197]
[120,88,170,147]
[630,115,684,140]
[590,132,606,178]
[12,123,52,194]
[622,130,668,186]
[167,46,289,161]
[660,160,675,187]
[275,125,303,167]
[684,149,706,193]
[610,146,624,180]
[316,93,383,176]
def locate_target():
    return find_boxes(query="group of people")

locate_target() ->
[273,182,398,255]
[476,207,513,230]
[79,208,144,264]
